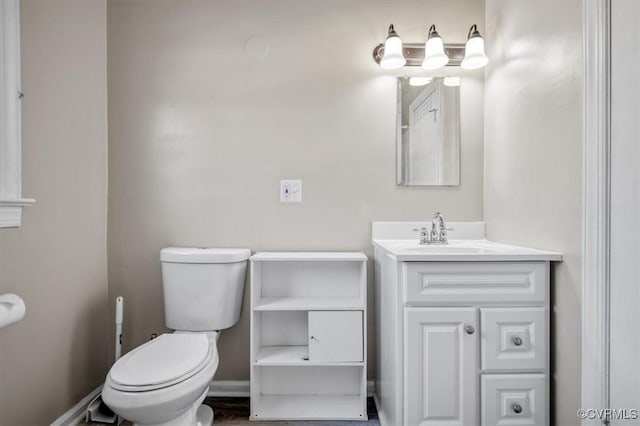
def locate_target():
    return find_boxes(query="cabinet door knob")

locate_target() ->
[512,403,523,414]
[465,325,475,335]
[513,336,523,346]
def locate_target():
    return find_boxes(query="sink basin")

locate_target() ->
[405,246,487,254]
[402,241,514,255]
[373,239,562,261]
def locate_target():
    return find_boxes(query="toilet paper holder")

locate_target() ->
[0,293,26,329]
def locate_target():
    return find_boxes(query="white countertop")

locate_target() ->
[373,239,562,262]
[250,252,367,262]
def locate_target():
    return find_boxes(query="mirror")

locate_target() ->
[397,77,460,186]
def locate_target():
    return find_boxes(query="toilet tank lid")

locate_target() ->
[161,247,251,264]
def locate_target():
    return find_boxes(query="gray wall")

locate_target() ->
[107,0,485,380]
[483,1,582,424]
[0,1,588,423]
[0,0,108,424]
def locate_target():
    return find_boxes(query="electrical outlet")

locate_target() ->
[280,180,302,203]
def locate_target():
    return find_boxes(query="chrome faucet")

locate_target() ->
[413,212,449,245]
[432,212,447,244]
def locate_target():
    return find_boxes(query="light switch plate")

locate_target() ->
[280,180,302,203]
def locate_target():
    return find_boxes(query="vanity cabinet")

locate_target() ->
[249,252,367,421]
[375,251,557,426]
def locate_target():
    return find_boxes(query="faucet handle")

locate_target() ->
[413,227,430,244]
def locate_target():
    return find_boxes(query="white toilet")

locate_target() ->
[102,247,251,426]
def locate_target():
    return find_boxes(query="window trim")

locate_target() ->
[0,0,34,227]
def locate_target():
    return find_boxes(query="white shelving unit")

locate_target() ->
[249,252,368,421]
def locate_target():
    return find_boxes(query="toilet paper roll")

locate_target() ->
[0,293,26,329]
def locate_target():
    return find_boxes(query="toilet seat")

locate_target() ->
[109,333,213,392]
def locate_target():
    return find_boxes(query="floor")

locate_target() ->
[209,397,380,425]
[82,397,380,426]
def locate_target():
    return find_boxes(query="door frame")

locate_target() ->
[582,0,611,421]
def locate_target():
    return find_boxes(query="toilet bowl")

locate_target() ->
[102,332,219,426]
[102,247,250,426]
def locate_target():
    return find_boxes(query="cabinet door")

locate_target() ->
[308,311,363,362]
[405,308,478,426]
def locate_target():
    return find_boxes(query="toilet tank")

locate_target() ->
[160,247,251,331]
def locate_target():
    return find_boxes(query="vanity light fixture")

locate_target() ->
[460,24,489,69]
[372,24,488,70]
[422,25,449,70]
[409,76,434,87]
[443,76,461,87]
[379,24,406,69]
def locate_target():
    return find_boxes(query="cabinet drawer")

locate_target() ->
[482,374,546,426]
[308,311,363,362]
[481,308,546,371]
[404,262,547,304]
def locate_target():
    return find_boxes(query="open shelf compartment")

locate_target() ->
[252,395,364,421]
[250,366,367,421]
[253,311,364,366]
[251,258,366,311]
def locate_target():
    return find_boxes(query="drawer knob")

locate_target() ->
[465,325,475,335]
[513,336,523,346]
[512,403,523,414]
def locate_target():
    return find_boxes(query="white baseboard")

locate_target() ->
[50,385,102,426]
[367,380,376,396]
[372,393,387,426]
[52,380,377,425]
[208,380,376,397]
[207,380,250,396]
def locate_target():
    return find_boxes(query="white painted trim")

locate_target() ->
[582,0,611,422]
[0,0,32,228]
[0,0,21,198]
[373,393,388,426]
[0,198,35,206]
[50,385,102,426]
[0,197,34,227]
[207,380,250,397]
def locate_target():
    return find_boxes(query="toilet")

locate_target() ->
[102,247,251,426]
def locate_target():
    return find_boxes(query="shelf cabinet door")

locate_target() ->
[405,307,478,426]
[308,311,363,362]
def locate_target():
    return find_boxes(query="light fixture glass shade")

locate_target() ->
[443,76,460,87]
[409,77,434,87]
[461,26,489,70]
[422,25,449,70]
[380,25,406,69]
